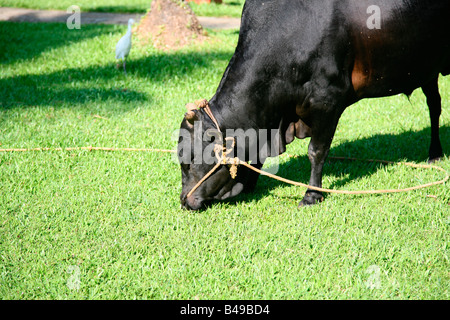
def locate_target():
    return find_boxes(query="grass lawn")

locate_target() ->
[0,20,449,300]
[0,0,246,17]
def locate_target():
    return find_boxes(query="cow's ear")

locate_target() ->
[185,109,198,126]
[185,103,199,126]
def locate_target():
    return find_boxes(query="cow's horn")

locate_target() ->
[185,103,197,111]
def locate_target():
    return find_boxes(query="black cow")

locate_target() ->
[178,0,449,210]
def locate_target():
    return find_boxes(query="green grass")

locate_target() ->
[0,0,246,17]
[0,21,449,300]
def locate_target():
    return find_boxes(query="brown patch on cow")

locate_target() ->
[349,25,377,95]
[351,36,374,94]
[351,58,369,92]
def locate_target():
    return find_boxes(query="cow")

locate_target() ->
[178,0,449,210]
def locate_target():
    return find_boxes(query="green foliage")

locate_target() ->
[0,21,449,299]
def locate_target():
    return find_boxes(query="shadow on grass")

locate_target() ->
[0,21,234,110]
[84,6,147,14]
[0,22,120,65]
[0,48,233,109]
[224,126,450,206]
[0,64,149,109]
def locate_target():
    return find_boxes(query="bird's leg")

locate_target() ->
[123,59,127,75]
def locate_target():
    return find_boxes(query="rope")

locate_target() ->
[181,99,449,197]
[239,158,449,195]
[0,146,175,153]
[0,144,448,196]
[1,98,448,197]
[182,139,448,197]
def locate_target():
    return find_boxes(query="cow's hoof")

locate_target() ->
[298,191,324,207]
[428,156,442,164]
[428,146,443,163]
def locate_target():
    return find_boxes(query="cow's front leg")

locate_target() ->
[299,112,341,207]
[299,137,329,206]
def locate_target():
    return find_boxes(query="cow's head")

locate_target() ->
[177,100,255,210]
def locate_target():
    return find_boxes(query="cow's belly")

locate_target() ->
[347,0,450,98]
[351,39,449,98]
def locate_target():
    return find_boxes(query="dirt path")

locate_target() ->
[0,7,240,29]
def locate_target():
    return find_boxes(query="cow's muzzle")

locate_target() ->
[180,193,204,211]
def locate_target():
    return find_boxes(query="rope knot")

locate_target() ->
[212,137,239,179]
[229,157,240,179]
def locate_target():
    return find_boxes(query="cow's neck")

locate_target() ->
[209,79,285,133]
[208,71,297,158]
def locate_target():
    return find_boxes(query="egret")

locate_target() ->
[115,18,135,74]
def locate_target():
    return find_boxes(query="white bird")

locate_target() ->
[115,18,135,74]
